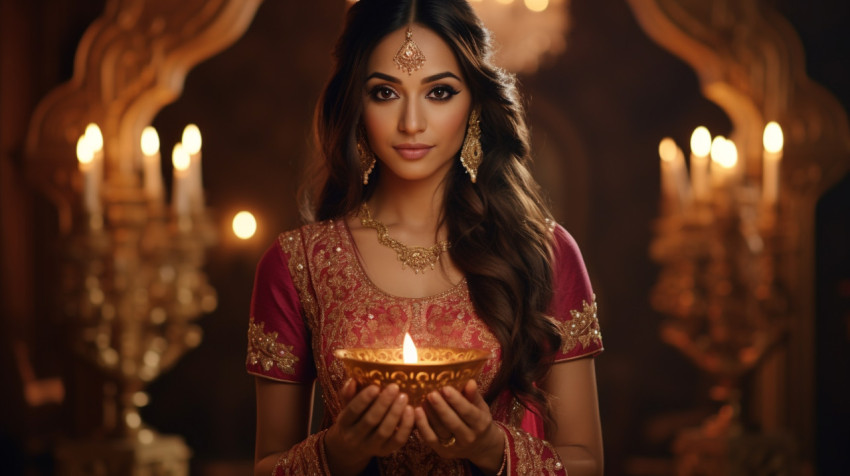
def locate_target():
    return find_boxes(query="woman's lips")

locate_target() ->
[394,144,433,160]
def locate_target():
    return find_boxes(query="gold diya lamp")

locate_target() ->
[334,333,490,405]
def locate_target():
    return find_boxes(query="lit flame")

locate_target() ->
[85,123,103,152]
[710,136,726,164]
[658,137,677,163]
[172,143,190,171]
[711,137,737,169]
[402,333,418,364]
[690,126,711,157]
[763,121,783,153]
[141,126,160,156]
[182,124,202,155]
[725,140,738,169]
[76,135,94,166]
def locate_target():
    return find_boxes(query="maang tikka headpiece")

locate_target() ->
[393,27,426,75]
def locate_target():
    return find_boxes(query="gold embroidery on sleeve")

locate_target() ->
[279,231,319,328]
[505,425,565,475]
[558,294,602,354]
[247,317,299,375]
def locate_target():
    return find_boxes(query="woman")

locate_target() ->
[247,1,603,474]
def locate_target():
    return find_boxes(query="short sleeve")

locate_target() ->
[246,235,317,383]
[549,224,603,361]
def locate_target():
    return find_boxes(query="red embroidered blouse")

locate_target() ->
[247,219,602,475]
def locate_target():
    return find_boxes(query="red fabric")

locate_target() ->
[247,240,316,383]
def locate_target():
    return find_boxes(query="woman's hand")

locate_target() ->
[324,380,415,476]
[414,379,506,475]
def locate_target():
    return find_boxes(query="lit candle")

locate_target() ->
[403,333,418,364]
[85,123,104,194]
[658,137,677,200]
[762,122,783,206]
[76,134,99,216]
[710,137,738,188]
[659,137,691,208]
[141,127,163,203]
[710,136,727,187]
[689,126,711,201]
[172,143,191,217]
[181,124,204,212]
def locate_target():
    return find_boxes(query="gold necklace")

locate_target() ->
[359,204,450,274]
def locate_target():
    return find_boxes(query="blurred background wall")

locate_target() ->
[1,0,848,474]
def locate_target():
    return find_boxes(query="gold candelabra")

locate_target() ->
[650,125,795,474]
[57,124,216,475]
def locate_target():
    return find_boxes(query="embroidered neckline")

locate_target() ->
[338,217,468,302]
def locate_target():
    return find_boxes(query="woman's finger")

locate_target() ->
[422,400,452,440]
[339,379,357,407]
[376,397,414,455]
[373,391,408,444]
[442,384,491,434]
[462,379,488,410]
[353,384,400,437]
[414,406,441,446]
[336,384,379,428]
[427,390,475,443]
[390,405,415,448]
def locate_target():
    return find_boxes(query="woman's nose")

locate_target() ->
[398,98,425,134]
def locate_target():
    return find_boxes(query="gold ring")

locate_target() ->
[439,435,456,447]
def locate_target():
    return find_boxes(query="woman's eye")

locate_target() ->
[370,86,398,101]
[427,86,459,101]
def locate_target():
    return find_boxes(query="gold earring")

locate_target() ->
[356,129,376,185]
[460,109,482,183]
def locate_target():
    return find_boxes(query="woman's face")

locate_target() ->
[362,25,472,185]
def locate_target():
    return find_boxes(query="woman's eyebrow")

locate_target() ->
[365,71,462,84]
[421,72,461,83]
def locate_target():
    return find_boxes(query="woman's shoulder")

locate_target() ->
[548,221,585,268]
[257,218,349,274]
[547,220,593,314]
[273,218,345,250]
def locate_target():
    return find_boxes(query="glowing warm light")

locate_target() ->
[181,124,202,155]
[141,127,160,156]
[524,0,549,12]
[132,391,150,408]
[710,137,737,169]
[125,411,142,429]
[658,137,677,163]
[724,140,738,169]
[76,135,94,165]
[710,136,726,164]
[690,126,711,157]
[403,333,418,364]
[85,123,103,152]
[138,429,155,444]
[232,211,257,240]
[763,121,783,153]
[172,144,190,171]
[495,0,514,4]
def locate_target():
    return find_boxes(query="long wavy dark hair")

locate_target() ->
[303,0,561,431]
